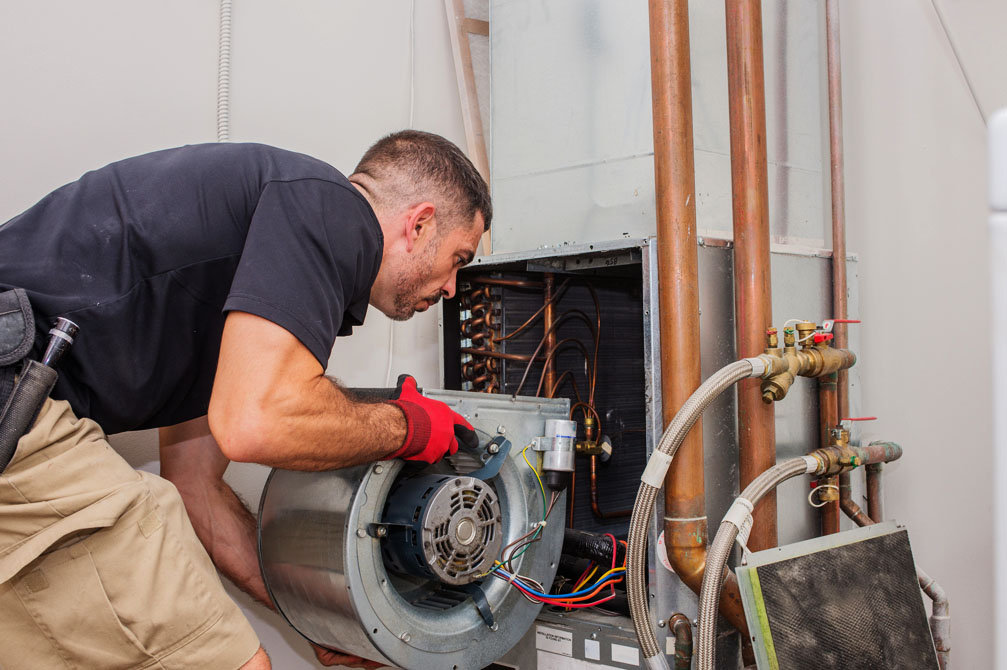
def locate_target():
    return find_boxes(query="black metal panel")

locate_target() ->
[756,529,938,669]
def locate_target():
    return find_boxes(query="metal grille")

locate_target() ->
[754,529,938,669]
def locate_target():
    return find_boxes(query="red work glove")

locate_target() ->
[385,374,478,463]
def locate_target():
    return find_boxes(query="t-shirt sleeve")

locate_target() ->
[223,178,382,368]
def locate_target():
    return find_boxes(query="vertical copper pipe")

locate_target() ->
[726,0,777,551]
[818,374,841,534]
[825,0,856,523]
[866,464,884,521]
[543,273,557,398]
[650,0,752,641]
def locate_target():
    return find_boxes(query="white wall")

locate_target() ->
[842,3,1007,668]
[0,2,462,668]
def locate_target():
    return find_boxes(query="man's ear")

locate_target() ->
[404,202,437,253]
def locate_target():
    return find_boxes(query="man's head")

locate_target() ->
[350,130,491,321]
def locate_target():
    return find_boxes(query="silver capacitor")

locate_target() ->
[542,419,577,490]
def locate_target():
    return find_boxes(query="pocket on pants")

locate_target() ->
[85,491,224,661]
[11,541,157,670]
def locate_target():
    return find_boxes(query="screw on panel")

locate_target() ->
[491,623,499,632]
[590,632,598,640]
[373,465,384,475]
[488,442,500,454]
[356,529,367,538]
[658,619,666,628]
[399,632,410,642]
[376,526,388,538]
[496,425,506,435]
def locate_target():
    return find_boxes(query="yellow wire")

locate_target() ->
[521,443,546,510]
[574,565,599,592]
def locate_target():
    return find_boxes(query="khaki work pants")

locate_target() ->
[0,399,260,669]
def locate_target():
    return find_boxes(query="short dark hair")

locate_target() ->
[353,130,491,231]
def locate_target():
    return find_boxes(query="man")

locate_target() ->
[0,130,490,669]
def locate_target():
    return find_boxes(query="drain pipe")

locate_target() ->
[648,0,753,643]
[726,0,777,551]
[840,496,950,669]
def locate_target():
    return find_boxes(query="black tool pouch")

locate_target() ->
[0,289,56,474]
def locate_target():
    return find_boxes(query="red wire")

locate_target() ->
[604,533,618,599]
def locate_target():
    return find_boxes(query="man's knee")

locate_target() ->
[240,646,271,670]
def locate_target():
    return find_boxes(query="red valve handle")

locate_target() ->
[813,333,834,344]
[841,416,878,422]
[831,319,861,324]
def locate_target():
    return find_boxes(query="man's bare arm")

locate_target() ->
[208,311,407,470]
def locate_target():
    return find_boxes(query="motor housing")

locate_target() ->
[258,391,569,669]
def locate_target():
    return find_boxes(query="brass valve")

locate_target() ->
[808,433,902,476]
[573,415,613,461]
[758,321,857,403]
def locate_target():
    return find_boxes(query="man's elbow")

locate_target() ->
[208,403,270,464]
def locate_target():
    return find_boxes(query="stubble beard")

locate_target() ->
[389,244,441,321]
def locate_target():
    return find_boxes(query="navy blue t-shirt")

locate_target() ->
[0,143,383,434]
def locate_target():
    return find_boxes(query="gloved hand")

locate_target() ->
[385,374,479,463]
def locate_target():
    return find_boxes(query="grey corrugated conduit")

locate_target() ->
[216,0,232,142]
[627,358,769,670]
[696,457,815,670]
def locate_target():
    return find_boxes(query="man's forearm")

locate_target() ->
[184,477,272,608]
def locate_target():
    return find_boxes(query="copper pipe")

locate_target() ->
[650,0,752,646]
[459,348,533,362]
[825,1,855,528]
[543,273,557,398]
[726,0,776,551]
[819,374,840,534]
[866,463,884,521]
[838,485,873,526]
[469,277,544,288]
[669,613,694,670]
[589,454,631,519]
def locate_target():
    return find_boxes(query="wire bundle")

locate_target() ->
[482,445,626,610]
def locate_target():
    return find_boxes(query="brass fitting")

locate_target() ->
[807,432,903,476]
[765,327,779,349]
[760,322,857,403]
[816,475,840,502]
[576,434,613,461]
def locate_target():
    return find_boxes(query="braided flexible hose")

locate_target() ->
[627,360,756,666]
[696,457,812,669]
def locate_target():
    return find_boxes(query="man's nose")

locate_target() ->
[442,274,458,300]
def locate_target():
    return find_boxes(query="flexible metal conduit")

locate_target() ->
[696,458,811,669]
[627,359,759,668]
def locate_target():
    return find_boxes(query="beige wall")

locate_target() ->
[842,2,1007,668]
[2,1,1004,668]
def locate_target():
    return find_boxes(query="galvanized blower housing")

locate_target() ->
[258,391,568,669]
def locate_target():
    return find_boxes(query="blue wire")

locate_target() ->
[493,567,626,599]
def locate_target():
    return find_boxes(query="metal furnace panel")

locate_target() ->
[489,0,828,254]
